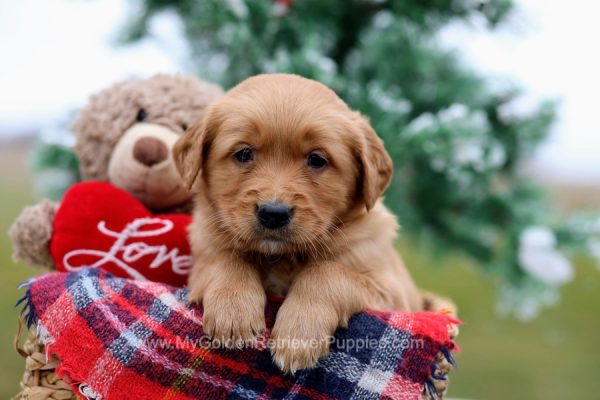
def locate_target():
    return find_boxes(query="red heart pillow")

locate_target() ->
[50,181,192,287]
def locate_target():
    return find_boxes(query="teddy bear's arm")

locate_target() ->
[8,200,59,269]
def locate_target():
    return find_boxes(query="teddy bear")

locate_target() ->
[9,74,224,270]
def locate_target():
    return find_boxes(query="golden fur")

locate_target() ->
[174,74,451,373]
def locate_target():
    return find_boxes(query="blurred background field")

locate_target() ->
[1,139,599,399]
[0,140,37,395]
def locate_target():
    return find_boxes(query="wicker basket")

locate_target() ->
[13,321,453,400]
[12,322,77,400]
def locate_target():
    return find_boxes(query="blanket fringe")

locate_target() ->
[440,346,456,367]
[422,343,456,400]
[15,279,38,329]
[424,379,439,400]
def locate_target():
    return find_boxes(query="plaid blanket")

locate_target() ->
[18,269,458,400]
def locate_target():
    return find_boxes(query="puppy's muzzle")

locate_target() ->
[257,202,293,229]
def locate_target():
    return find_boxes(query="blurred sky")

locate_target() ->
[0,0,598,182]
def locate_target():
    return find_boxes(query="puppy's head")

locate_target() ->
[174,74,392,254]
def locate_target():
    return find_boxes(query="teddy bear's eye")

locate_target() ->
[136,109,148,122]
[181,123,188,131]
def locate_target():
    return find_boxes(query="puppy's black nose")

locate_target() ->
[257,202,293,229]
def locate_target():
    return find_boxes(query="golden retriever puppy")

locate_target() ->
[174,74,447,373]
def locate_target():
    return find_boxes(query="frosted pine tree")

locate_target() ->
[121,0,592,317]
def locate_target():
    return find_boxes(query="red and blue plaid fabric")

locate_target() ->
[19,269,458,400]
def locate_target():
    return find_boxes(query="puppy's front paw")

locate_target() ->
[270,301,337,374]
[199,288,266,348]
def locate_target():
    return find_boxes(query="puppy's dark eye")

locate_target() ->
[136,108,148,122]
[181,123,188,131]
[233,147,254,164]
[307,152,328,170]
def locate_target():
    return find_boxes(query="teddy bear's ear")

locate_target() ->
[173,110,216,190]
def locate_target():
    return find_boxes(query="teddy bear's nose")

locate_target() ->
[133,137,168,167]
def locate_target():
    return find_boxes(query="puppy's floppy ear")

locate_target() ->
[173,110,216,190]
[354,113,393,211]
